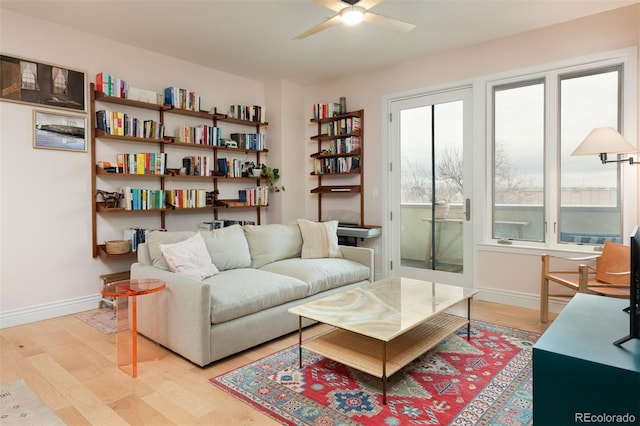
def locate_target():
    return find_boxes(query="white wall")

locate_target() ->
[303,4,640,308]
[0,10,277,326]
[1,5,638,327]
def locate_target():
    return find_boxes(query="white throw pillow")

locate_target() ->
[297,219,342,259]
[160,233,219,280]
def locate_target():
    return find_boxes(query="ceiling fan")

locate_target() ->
[294,0,416,40]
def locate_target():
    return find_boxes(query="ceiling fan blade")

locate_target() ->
[356,0,385,10]
[293,14,342,40]
[363,12,416,33]
[313,0,349,13]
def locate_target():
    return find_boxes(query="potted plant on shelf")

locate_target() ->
[261,165,285,192]
[243,161,263,177]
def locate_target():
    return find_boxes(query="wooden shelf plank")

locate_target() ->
[310,185,361,194]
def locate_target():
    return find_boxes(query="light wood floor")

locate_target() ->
[0,300,556,425]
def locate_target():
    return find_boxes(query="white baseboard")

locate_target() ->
[474,287,569,314]
[0,294,101,329]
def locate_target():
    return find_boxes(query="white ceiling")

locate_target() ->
[2,0,637,85]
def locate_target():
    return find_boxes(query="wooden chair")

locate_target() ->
[540,241,630,323]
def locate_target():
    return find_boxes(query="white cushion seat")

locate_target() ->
[260,257,370,296]
[207,268,309,324]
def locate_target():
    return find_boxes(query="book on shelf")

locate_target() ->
[229,133,266,151]
[122,187,166,210]
[96,109,164,139]
[123,227,155,252]
[217,158,228,176]
[228,104,264,122]
[181,156,211,176]
[314,156,360,174]
[165,189,208,209]
[174,124,221,145]
[198,220,225,231]
[96,72,127,98]
[164,86,201,111]
[239,186,269,206]
[313,102,342,119]
[114,152,167,175]
[327,116,360,136]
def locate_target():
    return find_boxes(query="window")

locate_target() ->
[52,67,68,95]
[490,59,631,248]
[492,80,545,242]
[559,67,621,245]
[20,60,38,91]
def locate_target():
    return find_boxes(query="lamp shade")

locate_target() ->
[571,127,636,156]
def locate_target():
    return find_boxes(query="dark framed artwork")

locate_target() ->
[1,54,86,112]
[33,109,87,152]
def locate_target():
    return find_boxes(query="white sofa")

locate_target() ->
[131,221,374,366]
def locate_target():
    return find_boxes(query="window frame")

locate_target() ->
[485,49,637,251]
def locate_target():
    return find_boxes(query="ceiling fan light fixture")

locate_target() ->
[341,6,365,26]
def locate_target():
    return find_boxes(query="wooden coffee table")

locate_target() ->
[288,277,477,404]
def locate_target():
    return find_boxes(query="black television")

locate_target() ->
[614,226,640,346]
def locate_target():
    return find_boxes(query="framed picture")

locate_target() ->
[33,110,87,152]
[1,54,86,112]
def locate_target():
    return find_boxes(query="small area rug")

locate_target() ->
[76,308,116,334]
[211,320,538,425]
[0,379,65,425]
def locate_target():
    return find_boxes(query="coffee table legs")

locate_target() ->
[382,342,387,404]
[298,316,303,369]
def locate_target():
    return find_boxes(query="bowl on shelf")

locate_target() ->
[105,240,131,255]
[251,169,263,177]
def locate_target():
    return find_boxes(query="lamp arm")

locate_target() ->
[598,152,636,165]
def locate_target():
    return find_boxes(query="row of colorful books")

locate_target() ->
[115,152,167,175]
[327,117,361,136]
[164,86,201,111]
[181,156,211,177]
[174,124,222,145]
[96,109,164,139]
[217,158,244,178]
[229,132,267,151]
[165,189,209,209]
[121,187,211,210]
[314,156,360,174]
[239,186,269,206]
[122,187,165,210]
[313,103,342,120]
[228,105,264,122]
[325,136,361,155]
[96,73,162,104]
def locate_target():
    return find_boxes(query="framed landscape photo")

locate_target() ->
[33,110,87,152]
[1,54,86,112]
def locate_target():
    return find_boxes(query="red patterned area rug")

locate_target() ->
[211,321,538,425]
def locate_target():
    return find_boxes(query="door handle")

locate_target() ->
[465,198,471,221]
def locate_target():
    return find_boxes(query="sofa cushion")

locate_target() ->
[244,223,303,268]
[297,219,342,259]
[159,233,219,280]
[200,225,252,271]
[207,268,309,324]
[259,257,369,296]
[148,230,195,271]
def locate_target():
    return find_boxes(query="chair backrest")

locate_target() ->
[596,241,630,285]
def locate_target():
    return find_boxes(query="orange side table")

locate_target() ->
[100,278,165,377]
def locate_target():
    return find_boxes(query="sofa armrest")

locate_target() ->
[340,245,374,281]
[131,262,212,366]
